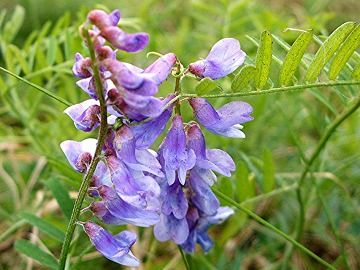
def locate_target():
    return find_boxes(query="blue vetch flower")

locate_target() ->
[104,53,176,96]
[106,155,161,211]
[64,99,100,132]
[60,139,97,172]
[97,185,160,227]
[82,222,140,267]
[189,97,253,138]
[154,213,189,244]
[186,123,235,185]
[88,9,148,53]
[160,180,188,219]
[131,95,174,149]
[87,9,121,30]
[181,206,234,253]
[72,53,92,78]
[158,116,196,185]
[113,126,164,177]
[101,27,149,53]
[188,38,246,80]
[188,169,219,215]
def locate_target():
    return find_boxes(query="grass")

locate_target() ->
[0,0,359,269]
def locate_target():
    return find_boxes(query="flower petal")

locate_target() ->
[64,99,100,132]
[82,222,140,267]
[131,100,173,149]
[189,98,253,138]
[60,139,97,172]
[144,53,177,84]
[88,9,121,30]
[99,185,160,227]
[101,27,149,53]
[154,213,189,244]
[217,101,253,127]
[188,38,246,80]
[189,169,219,215]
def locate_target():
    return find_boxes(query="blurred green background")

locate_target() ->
[0,0,359,269]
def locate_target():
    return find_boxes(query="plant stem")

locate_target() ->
[178,246,191,270]
[174,63,182,115]
[213,189,336,270]
[181,80,360,98]
[282,95,360,268]
[58,31,108,270]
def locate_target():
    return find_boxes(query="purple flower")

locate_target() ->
[76,77,96,98]
[161,180,188,219]
[64,99,100,132]
[106,156,161,211]
[181,206,234,253]
[188,38,246,80]
[98,185,160,227]
[154,213,189,244]
[101,27,149,53]
[104,53,176,95]
[90,201,127,225]
[87,10,120,29]
[88,9,149,53]
[113,126,164,177]
[131,95,174,149]
[186,123,235,183]
[104,59,158,96]
[142,53,177,84]
[82,222,140,267]
[188,169,219,215]
[189,98,253,138]
[90,161,112,191]
[107,89,167,121]
[72,53,92,78]
[60,139,97,172]
[158,116,196,185]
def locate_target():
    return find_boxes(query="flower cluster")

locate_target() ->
[60,9,253,267]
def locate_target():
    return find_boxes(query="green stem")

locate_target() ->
[181,80,360,98]
[314,174,351,270]
[58,31,108,270]
[213,189,336,270]
[282,95,360,268]
[297,95,360,236]
[178,246,191,270]
[174,63,182,115]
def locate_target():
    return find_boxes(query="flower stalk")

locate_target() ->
[58,30,108,270]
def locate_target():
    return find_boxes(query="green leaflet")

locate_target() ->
[14,240,58,270]
[306,22,357,82]
[2,5,25,43]
[46,36,58,66]
[235,161,255,202]
[7,44,31,75]
[231,65,256,91]
[255,30,272,89]
[279,30,313,86]
[19,212,65,242]
[46,179,74,220]
[195,77,217,95]
[329,24,360,80]
[353,64,360,80]
[263,148,276,193]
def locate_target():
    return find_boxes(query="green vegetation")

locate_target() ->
[0,0,359,269]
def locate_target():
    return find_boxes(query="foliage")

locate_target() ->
[0,0,359,269]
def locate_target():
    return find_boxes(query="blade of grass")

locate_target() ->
[0,66,71,106]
